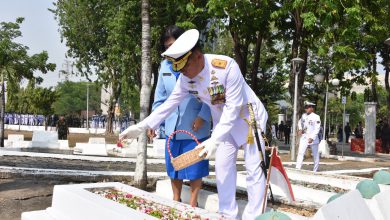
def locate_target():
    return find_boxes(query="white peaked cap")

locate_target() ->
[161,29,199,59]
[304,101,316,106]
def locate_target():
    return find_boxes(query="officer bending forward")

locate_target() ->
[119,29,268,219]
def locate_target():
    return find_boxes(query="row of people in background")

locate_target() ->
[91,115,107,128]
[120,27,269,219]
[339,120,390,154]
[4,113,45,126]
[3,112,136,130]
[338,122,364,143]
[91,115,136,130]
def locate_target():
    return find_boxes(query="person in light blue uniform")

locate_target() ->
[147,25,211,207]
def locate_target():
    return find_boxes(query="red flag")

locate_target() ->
[269,147,295,202]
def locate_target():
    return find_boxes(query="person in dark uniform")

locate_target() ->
[284,122,291,145]
[56,116,69,140]
[354,121,363,139]
[278,121,285,140]
[381,122,390,154]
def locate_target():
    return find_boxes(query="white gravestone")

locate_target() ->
[368,190,390,220]
[31,131,60,148]
[21,182,222,220]
[312,190,375,220]
[58,140,70,150]
[88,137,106,144]
[73,143,108,156]
[5,134,24,148]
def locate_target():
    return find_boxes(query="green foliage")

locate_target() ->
[51,0,140,124]
[6,80,58,115]
[29,87,58,115]
[0,18,56,84]
[207,0,286,108]
[0,17,56,131]
[52,0,209,118]
[53,81,100,115]
[51,0,390,124]
[377,86,388,121]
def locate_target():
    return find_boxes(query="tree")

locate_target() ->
[30,87,58,115]
[52,0,142,133]
[6,79,58,127]
[369,0,390,123]
[207,0,282,100]
[0,18,55,146]
[53,81,100,115]
[52,0,210,127]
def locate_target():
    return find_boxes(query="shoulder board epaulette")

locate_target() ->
[211,59,227,69]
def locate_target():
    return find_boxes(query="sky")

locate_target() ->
[0,0,95,88]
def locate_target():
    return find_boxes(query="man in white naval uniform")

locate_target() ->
[120,29,268,219]
[296,101,321,172]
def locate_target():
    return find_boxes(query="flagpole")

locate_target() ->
[262,147,275,214]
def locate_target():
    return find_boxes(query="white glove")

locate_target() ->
[196,138,219,160]
[119,123,147,140]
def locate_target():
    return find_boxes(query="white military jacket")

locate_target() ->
[142,54,268,147]
[298,112,321,145]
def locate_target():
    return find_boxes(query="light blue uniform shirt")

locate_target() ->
[152,60,211,140]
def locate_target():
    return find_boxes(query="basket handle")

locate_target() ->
[166,130,201,159]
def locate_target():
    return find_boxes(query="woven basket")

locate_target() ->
[167,130,205,171]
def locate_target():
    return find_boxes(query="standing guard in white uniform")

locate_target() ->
[119,29,268,219]
[296,101,321,172]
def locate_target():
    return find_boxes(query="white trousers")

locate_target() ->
[215,134,266,220]
[296,136,320,172]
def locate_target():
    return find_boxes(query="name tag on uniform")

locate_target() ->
[163,73,171,76]
[208,84,226,105]
[189,90,198,94]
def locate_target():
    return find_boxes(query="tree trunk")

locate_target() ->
[371,52,378,108]
[0,78,4,147]
[385,54,390,124]
[289,8,305,157]
[298,47,308,115]
[134,0,151,190]
[250,33,263,92]
[106,101,114,133]
[149,62,159,111]
[105,74,122,134]
[230,29,248,77]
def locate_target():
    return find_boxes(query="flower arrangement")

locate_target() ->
[116,139,134,148]
[116,140,124,148]
[93,188,204,220]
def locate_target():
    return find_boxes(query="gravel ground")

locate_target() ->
[0,155,250,172]
[0,177,66,220]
